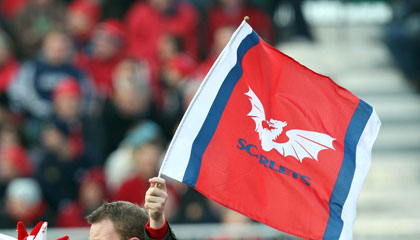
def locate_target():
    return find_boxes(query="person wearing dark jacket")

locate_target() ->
[87,177,176,240]
[8,30,95,120]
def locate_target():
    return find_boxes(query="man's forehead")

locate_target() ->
[89,218,121,240]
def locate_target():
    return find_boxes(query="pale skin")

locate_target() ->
[89,218,127,240]
[145,177,168,229]
[89,177,168,240]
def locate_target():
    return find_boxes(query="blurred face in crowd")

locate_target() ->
[92,30,120,60]
[80,180,105,210]
[67,11,93,39]
[157,34,181,61]
[113,60,149,116]
[149,0,171,13]
[162,67,183,89]
[41,126,70,159]
[133,143,161,179]
[42,126,65,150]
[42,32,72,65]
[0,124,20,149]
[212,26,235,56]
[114,88,145,116]
[0,156,19,181]
[182,81,200,111]
[162,54,195,90]
[0,146,31,182]
[54,93,81,121]
[112,59,137,84]
[6,197,35,220]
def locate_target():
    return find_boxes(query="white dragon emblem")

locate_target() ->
[245,86,335,163]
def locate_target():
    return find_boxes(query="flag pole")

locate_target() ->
[157,17,249,182]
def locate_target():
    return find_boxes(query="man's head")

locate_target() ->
[87,201,149,240]
[42,31,73,65]
[92,19,125,60]
[132,140,163,179]
[112,59,151,116]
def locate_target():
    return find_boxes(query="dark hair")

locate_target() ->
[86,201,149,240]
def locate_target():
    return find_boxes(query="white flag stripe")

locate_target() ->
[339,109,381,240]
[159,21,253,181]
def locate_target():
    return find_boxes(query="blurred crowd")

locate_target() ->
[0,0,313,230]
[2,0,416,232]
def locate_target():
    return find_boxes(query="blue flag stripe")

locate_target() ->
[182,31,260,187]
[323,100,373,239]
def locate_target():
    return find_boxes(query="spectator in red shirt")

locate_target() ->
[112,139,181,224]
[114,140,163,205]
[0,178,54,229]
[0,145,33,199]
[104,120,162,195]
[75,19,126,97]
[193,25,235,82]
[126,0,198,61]
[125,0,199,95]
[0,31,19,93]
[56,168,108,227]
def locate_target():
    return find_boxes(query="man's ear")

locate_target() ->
[129,238,139,240]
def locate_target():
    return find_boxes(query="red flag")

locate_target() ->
[160,21,380,240]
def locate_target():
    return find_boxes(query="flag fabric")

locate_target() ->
[159,20,380,240]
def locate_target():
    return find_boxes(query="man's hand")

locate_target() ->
[144,177,167,228]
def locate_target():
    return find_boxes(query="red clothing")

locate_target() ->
[125,2,198,105]
[125,2,199,62]
[1,0,27,19]
[207,5,274,50]
[16,202,47,226]
[114,176,149,205]
[0,144,33,176]
[194,56,216,81]
[0,59,19,93]
[87,57,122,96]
[55,202,90,227]
[145,219,168,240]
[74,53,123,96]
